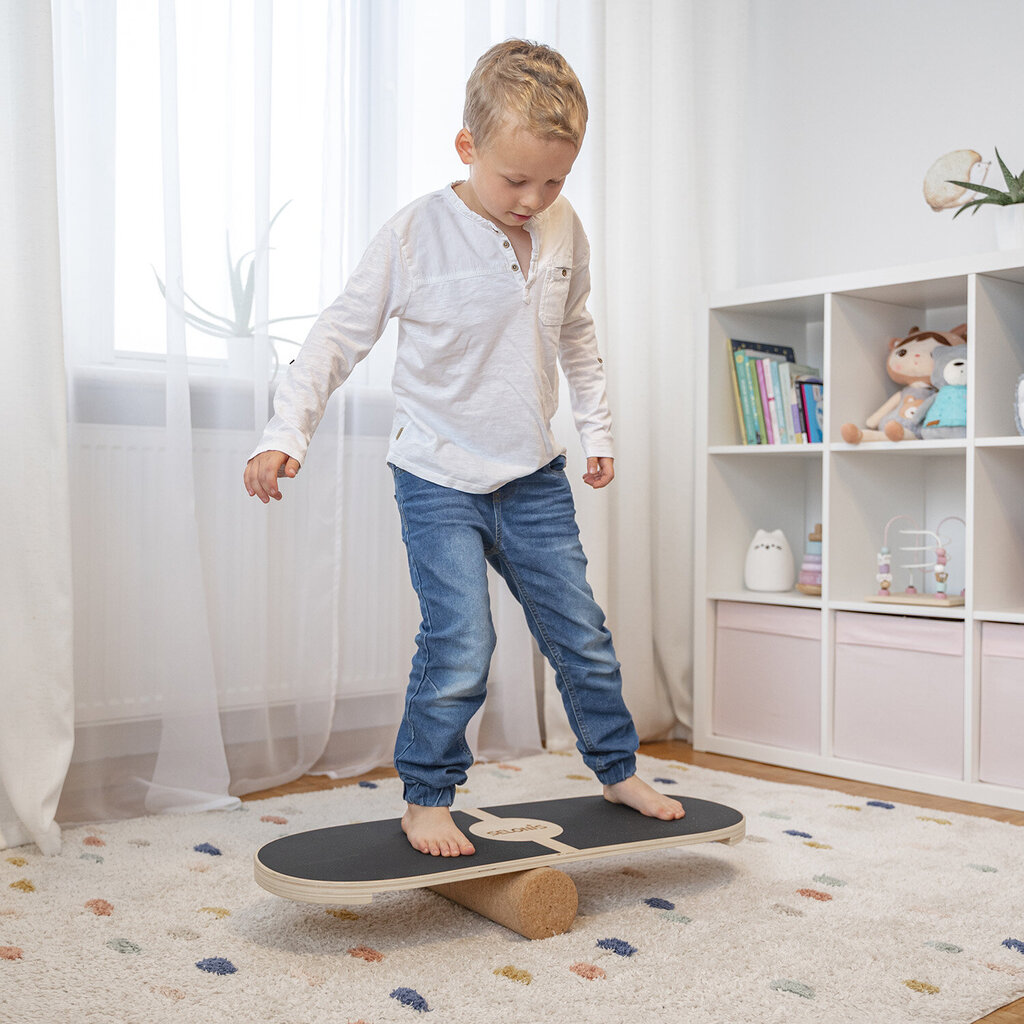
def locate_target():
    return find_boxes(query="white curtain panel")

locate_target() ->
[48,0,562,829]
[0,0,75,854]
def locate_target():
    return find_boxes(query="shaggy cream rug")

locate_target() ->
[2,752,1023,1024]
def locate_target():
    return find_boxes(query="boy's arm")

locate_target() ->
[555,230,614,484]
[245,225,412,495]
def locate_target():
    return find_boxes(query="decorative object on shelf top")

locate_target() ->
[869,514,966,608]
[946,148,1024,218]
[919,345,967,439]
[922,149,989,211]
[946,148,1024,251]
[840,324,967,444]
[153,201,316,377]
[743,529,795,593]
[795,523,822,596]
[727,338,821,445]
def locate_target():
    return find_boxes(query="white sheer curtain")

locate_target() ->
[46,0,564,829]
[0,0,75,855]
[542,0,749,749]
[5,0,748,846]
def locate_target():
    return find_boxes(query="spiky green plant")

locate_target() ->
[948,148,1024,218]
[153,201,315,346]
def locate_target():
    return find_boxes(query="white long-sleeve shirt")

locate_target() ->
[252,184,613,493]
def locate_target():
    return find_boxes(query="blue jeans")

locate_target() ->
[390,457,639,806]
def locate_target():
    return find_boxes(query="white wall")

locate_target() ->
[736,0,1024,287]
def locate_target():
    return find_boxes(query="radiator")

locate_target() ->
[67,390,419,726]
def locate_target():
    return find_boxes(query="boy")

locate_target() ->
[245,39,684,857]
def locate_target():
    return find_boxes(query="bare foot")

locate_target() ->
[401,805,476,857]
[603,775,685,820]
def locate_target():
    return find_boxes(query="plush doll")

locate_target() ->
[840,324,968,443]
[919,344,967,438]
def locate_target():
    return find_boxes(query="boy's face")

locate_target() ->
[455,121,578,231]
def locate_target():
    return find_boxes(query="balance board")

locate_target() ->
[255,794,744,939]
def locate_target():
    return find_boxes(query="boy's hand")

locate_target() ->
[244,450,300,503]
[583,456,614,489]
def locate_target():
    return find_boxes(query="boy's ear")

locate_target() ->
[454,128,476,166]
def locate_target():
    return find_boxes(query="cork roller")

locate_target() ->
[429,866,578,939]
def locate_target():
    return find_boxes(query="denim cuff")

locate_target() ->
[590,753,637,788]
[402,781,456,808]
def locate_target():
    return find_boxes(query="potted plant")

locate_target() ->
[947,148,1024,250]
[154,202,316,376]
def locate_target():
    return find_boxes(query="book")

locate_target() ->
[745,357,768,443]
[729,349,758,444]
[768,358,791,444]
[755,357,775,443]
[798,379,824,443]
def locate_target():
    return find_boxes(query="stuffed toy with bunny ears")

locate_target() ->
[841,324,967,443]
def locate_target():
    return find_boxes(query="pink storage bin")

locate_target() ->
[979,623,1024,788]
[833,612,964,778]
[712,601,821,753]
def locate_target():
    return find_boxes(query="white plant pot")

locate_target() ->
[995,204,1024,251]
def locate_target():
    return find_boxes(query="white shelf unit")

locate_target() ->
[694,251,1024,811]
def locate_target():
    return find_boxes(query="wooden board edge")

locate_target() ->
[254,815,745,906]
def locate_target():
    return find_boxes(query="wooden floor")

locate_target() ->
[245,740,1024,1023]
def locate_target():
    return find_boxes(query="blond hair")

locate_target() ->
[463,39,588,151]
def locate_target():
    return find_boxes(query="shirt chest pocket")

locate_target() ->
[539,266,572,326]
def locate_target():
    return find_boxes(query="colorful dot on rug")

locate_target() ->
[0,946,24,961]
[326,908,360,921]
[866,800,894,809]
[358,781,378,789]
[926,941,963,953]
[390,987,429,1011]
[597,938,637,957]
[196,957,237,975]
[199,907,231,919]
[653,777,677,785]
[9,880,35,893]
[260,815,288,824]
[797,889,832,902]
[771,979,814,999]
[904,979,940,994]
[193,843,221,856]
[643,897,675,910]
[968,863,999,873]
[80,853,104,864]
[494,965,531,984]
[348,946,384,963]
[784,829,812,838]
[107,939,141,954]
[917,816,951,826]
[83,836,106,847]
[570,963,605,980]
[813,875,846,888]
[1003,938,1024,955]
[85,899,114,916]
[5,857,27,867]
